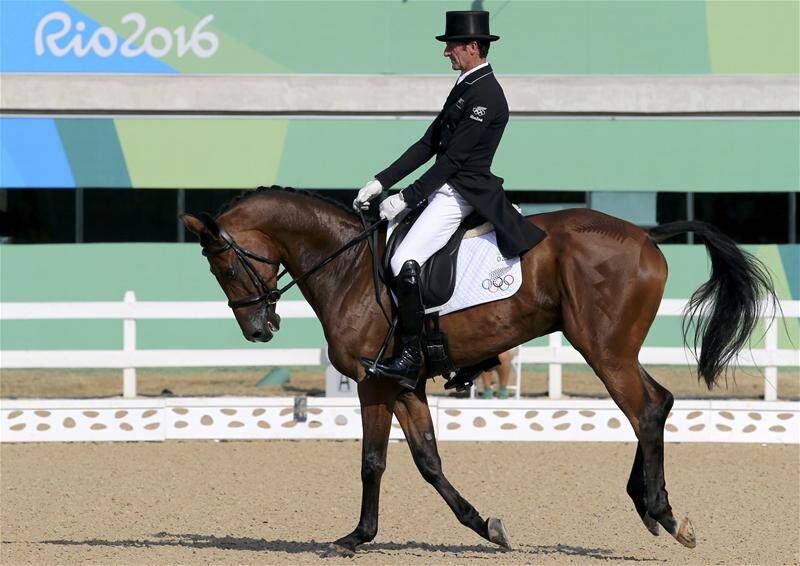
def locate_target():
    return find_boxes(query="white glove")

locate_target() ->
[379,192,407,221]
[353,179,383,211]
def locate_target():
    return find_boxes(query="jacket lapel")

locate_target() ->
[443,64,494,108]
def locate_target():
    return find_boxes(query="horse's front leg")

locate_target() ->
[325,378,396,557]
[393,386,512,549]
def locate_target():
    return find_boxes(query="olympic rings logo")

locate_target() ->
[481,274,514,293]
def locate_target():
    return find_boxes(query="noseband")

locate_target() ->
[201,217,385,311]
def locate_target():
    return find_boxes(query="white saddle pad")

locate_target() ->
[386,213,523,317]
[429,230,522,316]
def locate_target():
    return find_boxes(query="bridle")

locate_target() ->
[202,227,282,309]
[201,217,385,311]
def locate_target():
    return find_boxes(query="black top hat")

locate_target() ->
[436,11,499,42]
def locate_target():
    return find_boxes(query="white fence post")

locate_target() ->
[764,315,779,401]
[122,291,137,398]
[548,332,563,399]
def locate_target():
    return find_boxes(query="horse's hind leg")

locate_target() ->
[626,442,660,536]
[623,364,679,539]
[560,241,694,548]
[565,341,695,548]
[636,365,695,547]
[393,386,512,548]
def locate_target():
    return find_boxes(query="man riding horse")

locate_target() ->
[181,13,774,551]
[354,11,546,391]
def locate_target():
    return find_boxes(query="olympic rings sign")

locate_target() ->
[481,274,514,293]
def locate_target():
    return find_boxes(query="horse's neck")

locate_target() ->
[253,197,368,325]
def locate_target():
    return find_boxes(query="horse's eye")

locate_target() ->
[225,267,236,279]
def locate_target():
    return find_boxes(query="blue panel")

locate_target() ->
[0,0,176,73]
[779,245,799,300]
[0,144,25,187]
[590,191,657,225]
[0,118,75,188]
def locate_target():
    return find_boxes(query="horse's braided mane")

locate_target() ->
[214,185,357,219]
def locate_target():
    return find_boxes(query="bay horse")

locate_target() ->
[180,186,774,557]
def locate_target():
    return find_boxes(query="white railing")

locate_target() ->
[1,291,324,398]
[3,397,798,444]
[1,292,798,399]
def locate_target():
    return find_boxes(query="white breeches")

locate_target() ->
[390,183,474,276]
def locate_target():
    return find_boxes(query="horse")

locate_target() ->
[180,186,775,557]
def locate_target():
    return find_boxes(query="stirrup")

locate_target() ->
[360,355,420,390]
[382,370,420,391]
[360,318,398,378]
[372,344,422,391]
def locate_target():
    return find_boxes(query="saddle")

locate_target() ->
[380,208,501,379]
[383,208,490,309]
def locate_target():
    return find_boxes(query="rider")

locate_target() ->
[353,11,546,390]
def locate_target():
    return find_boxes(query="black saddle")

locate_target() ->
[383,208,486,309]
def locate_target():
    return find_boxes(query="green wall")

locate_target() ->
[10,117,798,191]
[1,243,797,353]
[70,0,799,74]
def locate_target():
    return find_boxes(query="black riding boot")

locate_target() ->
[444,356,501,392]
[373,260,425,390]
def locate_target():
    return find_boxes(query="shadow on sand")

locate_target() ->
[31,532,658,562]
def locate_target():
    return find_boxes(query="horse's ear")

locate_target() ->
[180,213,221,240]
[179,214,206,237]
[198,212,221,238]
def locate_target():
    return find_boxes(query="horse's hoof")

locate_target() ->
[642,513,660,536]
[674,516,696,549]
[322,543,355,558]
[487,517,513,549]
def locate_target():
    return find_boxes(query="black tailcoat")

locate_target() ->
[375,64,546,258]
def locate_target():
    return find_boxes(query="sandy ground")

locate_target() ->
[2,365,798,400]
[1,441,798,565]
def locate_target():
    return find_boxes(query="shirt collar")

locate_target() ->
[456,62,490,85]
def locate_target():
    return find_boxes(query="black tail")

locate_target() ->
[649,221,777,389]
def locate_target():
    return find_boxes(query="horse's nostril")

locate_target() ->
[251,330,263,339]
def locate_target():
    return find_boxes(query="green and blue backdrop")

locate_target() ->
[1,0,799,190]
[3,0,798,74]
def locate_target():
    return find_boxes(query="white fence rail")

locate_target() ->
[2,292,798,400]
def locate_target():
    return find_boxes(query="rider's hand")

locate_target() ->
[353,179,383,211]
[379,192,407,221]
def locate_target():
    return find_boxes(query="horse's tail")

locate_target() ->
[648,221,777,389]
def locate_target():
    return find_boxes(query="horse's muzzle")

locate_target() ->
[247,311,281,342]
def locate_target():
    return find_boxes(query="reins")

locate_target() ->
[358,210,392,325]
[203,216,386,311]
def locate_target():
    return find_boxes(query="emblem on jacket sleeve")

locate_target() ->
[470,106,486,122]
[456,97,465,109]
